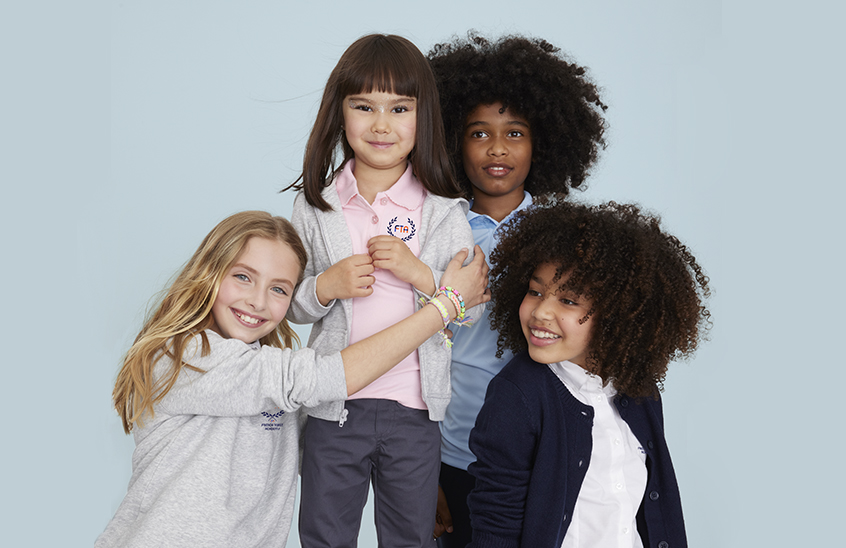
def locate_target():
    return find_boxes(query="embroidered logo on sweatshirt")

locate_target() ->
[387,217,416,242]
[260,408,285,431]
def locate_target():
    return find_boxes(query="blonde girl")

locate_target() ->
[96,211,488,548]
[285,34,481,547]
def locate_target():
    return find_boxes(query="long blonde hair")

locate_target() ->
[113,211,307,433]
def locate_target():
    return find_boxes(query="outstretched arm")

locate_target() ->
[340,246,488,394]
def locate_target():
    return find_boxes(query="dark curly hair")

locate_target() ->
[428,33,607,199]
[489,201,711,398]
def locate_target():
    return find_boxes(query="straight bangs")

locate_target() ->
[336,35,426,99]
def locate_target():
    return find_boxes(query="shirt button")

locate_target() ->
[562,514,568,522]
[578,459,584,468]
[380,197,388,205]
[615,438,621,445]
[371,215,378,224]
[623,527,629,534]
[596,395,602,402]
[615,483,623,490]
[649,490,660,501]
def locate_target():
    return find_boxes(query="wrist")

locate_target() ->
[434,294,457,322]
[315,272,332,307]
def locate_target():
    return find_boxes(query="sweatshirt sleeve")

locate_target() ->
[467,376,538,548]
[156,332,348,417]
[288,192,335,324]
[423,200,485,320]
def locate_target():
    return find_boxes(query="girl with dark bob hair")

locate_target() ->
[286,34,484,548]
[467,201,710,548]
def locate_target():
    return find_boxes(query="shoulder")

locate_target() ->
[497,352,551,385]
[293,181,341,214]
[424,192,470,215]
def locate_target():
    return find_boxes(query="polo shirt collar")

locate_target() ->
[467,191,534,227]
[336,160,424,210]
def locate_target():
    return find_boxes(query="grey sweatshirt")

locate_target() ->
[95,331,348,548]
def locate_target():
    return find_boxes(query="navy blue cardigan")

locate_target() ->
[467,352,687,548]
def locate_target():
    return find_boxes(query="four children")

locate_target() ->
[99,31,710,548]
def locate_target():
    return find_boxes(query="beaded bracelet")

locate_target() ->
[437,286,475,327]
[438,286,465,321]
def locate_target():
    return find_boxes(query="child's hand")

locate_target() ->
[315,254,375,306]
[367,235,436,295]
[440,246,490,310]
[433,485,454,540]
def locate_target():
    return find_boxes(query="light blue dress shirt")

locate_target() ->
[439,191,533,470]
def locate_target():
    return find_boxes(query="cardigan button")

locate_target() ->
[562,514,567,522]
[578,459,584,468]
[647,441,655,450]
[658,542,669,548]
[620,397,628,407]
[649,490,660,501]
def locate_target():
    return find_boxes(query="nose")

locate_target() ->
[245,286,267,311]
[488,135,507,157]
[531,296,555,320]
[371,110,391,134]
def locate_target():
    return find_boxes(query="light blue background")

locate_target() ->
[2,1,843,546]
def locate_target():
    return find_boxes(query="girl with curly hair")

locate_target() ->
[427,33,607,546]
[467,201,711,548]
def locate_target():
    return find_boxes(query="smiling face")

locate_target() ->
[342,90,418,188]
[519,263,594,368]
[209,237,301,344]
[462,102,532,220]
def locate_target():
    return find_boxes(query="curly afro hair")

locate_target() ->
[428,33,608,199]
[489,201,711,398]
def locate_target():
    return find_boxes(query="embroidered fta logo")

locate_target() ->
[260,408,285,431]
[387,217,416,242]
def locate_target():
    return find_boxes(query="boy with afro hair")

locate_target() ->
[427,33,608,546]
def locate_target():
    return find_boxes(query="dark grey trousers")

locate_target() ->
[299,399,441,548]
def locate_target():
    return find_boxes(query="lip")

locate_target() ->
[482,163,513,177]
[368,141,394,149]
[230,308,268,328]
[528,326,561,347]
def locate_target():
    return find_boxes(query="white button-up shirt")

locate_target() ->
[548,361,648,548]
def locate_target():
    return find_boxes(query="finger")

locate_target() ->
[350,253,374,266]
[448,248,470,269]
[349,285,374,298]
[355,263,376,276]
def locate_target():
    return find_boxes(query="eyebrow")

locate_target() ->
[465,119,530,129]
[231,263,294,288]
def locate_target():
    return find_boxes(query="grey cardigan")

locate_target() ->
[289,180,480,421]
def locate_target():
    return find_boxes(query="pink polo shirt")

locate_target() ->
[337,160,427,410]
